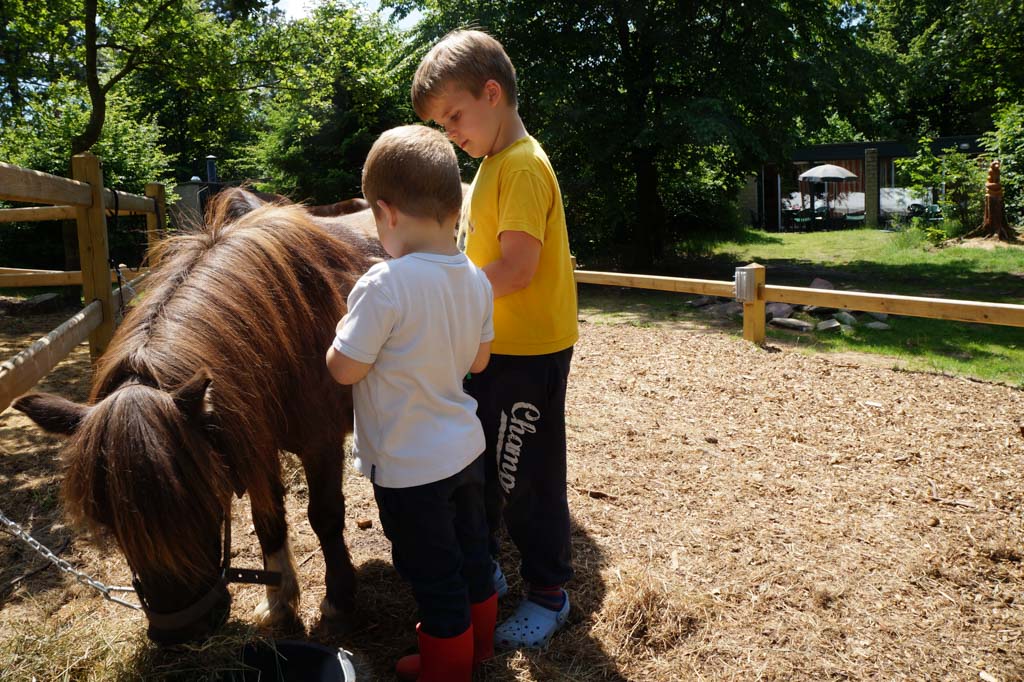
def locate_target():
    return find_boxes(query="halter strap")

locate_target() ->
[133,503,281,633]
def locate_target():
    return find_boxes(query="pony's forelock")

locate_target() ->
[64,385,231,581]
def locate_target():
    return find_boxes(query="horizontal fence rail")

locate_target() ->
[0,163,156,216]
[0,267,149,288]
[574,270,736,298]
[0,206,77,222]
[0,272,147,414]
[763,285,1024,328]
[574,265,1024,345]
[0,300,102,413]
[101,188,154,214]
[0,162,93,206]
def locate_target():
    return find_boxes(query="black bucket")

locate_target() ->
[238,640,357,681]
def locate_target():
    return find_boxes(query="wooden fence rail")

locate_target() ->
[0,267,150,288]
[0,301,102,414]
[0,161,93,206]
[575,265,1024,344]
[0,153,165,361]
[0,271,146,414]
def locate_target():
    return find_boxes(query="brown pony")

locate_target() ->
[306,197,371,217]
[14,192,374,644]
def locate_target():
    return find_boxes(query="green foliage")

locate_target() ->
[397,0,862,267]
[0,80,172,268]
[921,222,949,246]
[796,112,868,146]
[981,103,1024,226]
[247,3,408,202]
[859,0,1024,139]
[896,136,986,231]
[120,4,292,180]
[0,0,82,124]
[890,224,929,250]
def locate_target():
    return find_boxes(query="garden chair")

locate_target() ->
[844,212,866,227]
[792,208,814,231]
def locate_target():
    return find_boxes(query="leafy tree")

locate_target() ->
[119,7,290,179]
[391,1,864,267]
[896,136,986,233]
[859,0,1024,138]
[0,81,172,268]
[0,0,82,124]
[249,2,408,202]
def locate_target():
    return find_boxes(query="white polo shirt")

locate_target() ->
[333,252,494,488]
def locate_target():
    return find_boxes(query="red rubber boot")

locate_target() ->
[395,622,473,681]
[471,593,498,667]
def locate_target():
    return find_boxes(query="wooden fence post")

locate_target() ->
[739,262,766,345]
[145,182,166,266]
[71,153,113,360]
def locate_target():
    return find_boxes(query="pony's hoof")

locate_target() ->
[319,597,341,620]
[254,597,298,628]
[318,597,357,634]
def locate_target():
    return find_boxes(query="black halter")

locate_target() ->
[132,505,282,632]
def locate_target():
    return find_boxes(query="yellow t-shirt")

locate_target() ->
[463,135,578,356]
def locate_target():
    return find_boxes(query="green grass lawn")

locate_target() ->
[579,227,1024,387]
[708,227,1024,301]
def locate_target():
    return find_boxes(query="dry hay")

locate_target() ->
[1,308,1023,681]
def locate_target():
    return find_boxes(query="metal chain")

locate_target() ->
[0,509,141,610]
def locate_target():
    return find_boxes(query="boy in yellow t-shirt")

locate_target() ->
[413,29,579,650]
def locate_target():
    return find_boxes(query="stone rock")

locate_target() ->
[20,293,62,315]
[687,295,714,308]
[840,324,854,333]
[834,311,858,326]
[816,319,842,332]
[769,317,814,331]
[804,305,838,317]
[867,311,889,322]
[708,301,744,318]
[765,302,795,320]
[810,277,835,290]
[865,321,891,330]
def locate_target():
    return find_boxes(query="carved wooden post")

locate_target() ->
[967,160,1014,241]
[71,153,114,359]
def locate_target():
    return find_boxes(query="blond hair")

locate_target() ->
[362,125,462,224]
[411,29,518,119]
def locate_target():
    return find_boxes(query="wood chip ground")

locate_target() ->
[1,310,1022,681]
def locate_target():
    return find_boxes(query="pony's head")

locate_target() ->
[14,369,235,645]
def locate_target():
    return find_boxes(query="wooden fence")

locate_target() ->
[575,264,1024,344]
[0,154,165,413]
[2,156,1021,414]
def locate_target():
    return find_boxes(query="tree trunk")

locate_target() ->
[71,0,104,156]
[632,148,667,268]
[65,0,101,289]
[965,160,1017,242]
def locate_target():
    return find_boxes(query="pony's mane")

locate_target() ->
[65,198,368,580]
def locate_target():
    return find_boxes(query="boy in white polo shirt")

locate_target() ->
[326,125,495,682]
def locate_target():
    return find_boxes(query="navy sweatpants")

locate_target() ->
[465,346,574,589]
[373,454,494,638]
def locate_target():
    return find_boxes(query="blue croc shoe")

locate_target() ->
[494,592,570,649]
[492,561,509,599]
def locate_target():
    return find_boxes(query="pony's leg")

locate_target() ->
[301,446,356,621]
[251,470,301,627]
